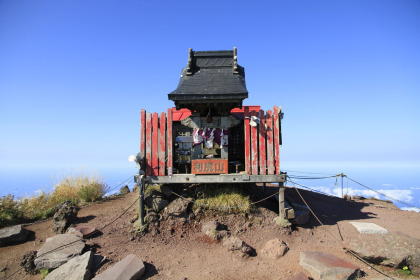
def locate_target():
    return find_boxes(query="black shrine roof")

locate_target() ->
[168,48,248,113]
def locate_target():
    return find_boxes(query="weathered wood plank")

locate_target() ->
[266,110,274,175]
[159,112,166,176]
[273,106,281,174]
[140,109,146,171]
[167,108,173,177]
[152,112,159,176]
[259,110,266,175]
[244,107,251,174]
[251,110,258,175]
[145,112,152,176]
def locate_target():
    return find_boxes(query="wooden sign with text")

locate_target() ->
[191,159,228,175]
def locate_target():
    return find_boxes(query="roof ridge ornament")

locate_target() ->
[187,48,193,76]
[233,47,239,75]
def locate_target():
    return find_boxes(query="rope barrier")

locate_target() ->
[4,175,139,280]
[346,176,420,210]
[281,169,337,176]
[287,176,395,279]
[287,170,420,211]
[106,174,136,194]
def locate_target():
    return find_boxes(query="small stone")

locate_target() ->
[223,237,254,257]
[261,238,289,259]
[120,185,130,195]
[66,227,83,238]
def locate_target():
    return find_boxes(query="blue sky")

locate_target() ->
[1,0,419,173]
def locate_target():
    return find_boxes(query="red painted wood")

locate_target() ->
[145,113,152,176]
[140,109,146,171]
[152,112,159,176]
[266,110,274,175]
[244,107,251,174]
[259,110,266,175]
[171,108,192,121]
[167,108,173,176]
[273,106,281,174]
[250,110,258,175]
[159,112,166,176]
[231,105,261,119]
[191,159,228,174]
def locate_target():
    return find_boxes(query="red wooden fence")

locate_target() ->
[243,106,282,175]
[140,106,282,176]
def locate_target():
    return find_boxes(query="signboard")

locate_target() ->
[191,159,228,174]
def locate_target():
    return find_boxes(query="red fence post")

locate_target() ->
[145,113,152,176]
[266,110,274,175]
[159,112,166,176]
[273,106,280,174]
[259,110,266,175]
[152,112,159,176]
[244,107,251,174]
[251,110,258,175]
[167,108,173,177]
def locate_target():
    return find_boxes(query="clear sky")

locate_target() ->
[1,0,419,172]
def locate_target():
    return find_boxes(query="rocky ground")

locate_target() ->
[1,184,420,280]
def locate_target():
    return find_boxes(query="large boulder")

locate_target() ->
[165,198,193,217]
[0,224,29,246]
[53,201,78,234]
[45,251,93,280]
[35,234,85,269]
[348,231,420,275]
[261,238,289,259]
[93,254,145,280]
[300,251,359,280]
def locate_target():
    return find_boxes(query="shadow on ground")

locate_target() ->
[252,183,375,227]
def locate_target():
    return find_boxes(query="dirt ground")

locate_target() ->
[1,184,419,280]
